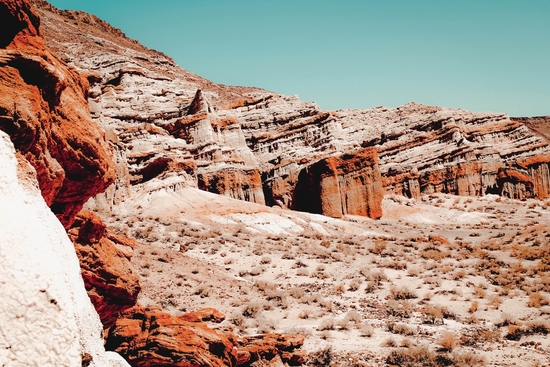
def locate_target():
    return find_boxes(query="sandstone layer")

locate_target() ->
[293,148,383,219]
[0,0,115,228]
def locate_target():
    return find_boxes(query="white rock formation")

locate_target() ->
[0,131,128,367]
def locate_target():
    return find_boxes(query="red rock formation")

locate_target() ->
[198,168,266,205]
[497,168,535,200]
[68,211,141,328]
[0,0,115,227]
[294,147,383,219]
[516,155,550,199]
[106,307,306,367]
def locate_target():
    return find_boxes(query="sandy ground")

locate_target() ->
[103,186,550,366]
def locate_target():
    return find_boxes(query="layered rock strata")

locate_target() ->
[30,0,550,220]
[105,307,306,367]
[293,148,383,218]
[0,0,115,228]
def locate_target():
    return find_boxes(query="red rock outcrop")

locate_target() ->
[0,0,115,227]
[68,211,141,328]
[293,147,383,219]
[198,168,266,205]
[105,307,306,367]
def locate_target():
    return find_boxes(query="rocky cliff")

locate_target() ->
[0,0,116,228]
[0,1,130,365]
[30,0,550,221]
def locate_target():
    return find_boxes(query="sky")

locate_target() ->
[47,0,549,117]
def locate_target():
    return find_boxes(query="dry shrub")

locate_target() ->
[309,346,332,366]
[254,280,276,292]
[386,300,413,318]
[452,351,487,367]
[381,337,397,348]
[468,301,478,313]
[348,278,362,292]
[229,312,245,327]
[289,286,305,299]
[473,286,486,299]
[386,346,486,367]
[390,286,417,300]
[400,338,414,348]
[344,310,362,324]
[421,246,448,261]
[506,324,523,341]
[460,327,500,347]
[318,317,335,331]
[359,323,374,337]
[256,317,276,333]
[386,345,435,365]
[386,322,415,336]
[249,266,265,276]
[298,309,310,319]
[242,302,261,318]
[452,269,466,280]
[527,292,549,308]
[371,239,387,255]
[437,331,457,351]
[488,294,502,308]
[421,305,452,325]
[337,318,350,330]
[525,320,550,335]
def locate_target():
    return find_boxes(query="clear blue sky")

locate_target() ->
[47,0,549,117]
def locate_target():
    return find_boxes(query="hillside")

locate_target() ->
[2,0,550,365]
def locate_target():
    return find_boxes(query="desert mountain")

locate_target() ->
[1,0,550,365]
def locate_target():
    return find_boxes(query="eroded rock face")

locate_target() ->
[0,131,129,367]
[68,211,141,329]
[105,307,305,367]
[30,0,550,219]
[0,0,115,228]
[198,168,265,205]
[293,148,383,219]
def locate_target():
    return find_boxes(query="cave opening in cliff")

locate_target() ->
[293,168,323,215]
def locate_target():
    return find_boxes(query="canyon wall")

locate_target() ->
[30,0,550,223]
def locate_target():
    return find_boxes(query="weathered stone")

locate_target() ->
[68,211,141,329]
[198,167,266,205]
[294,147,383,219]
[0,0,115,228]
[106,307,306,367]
